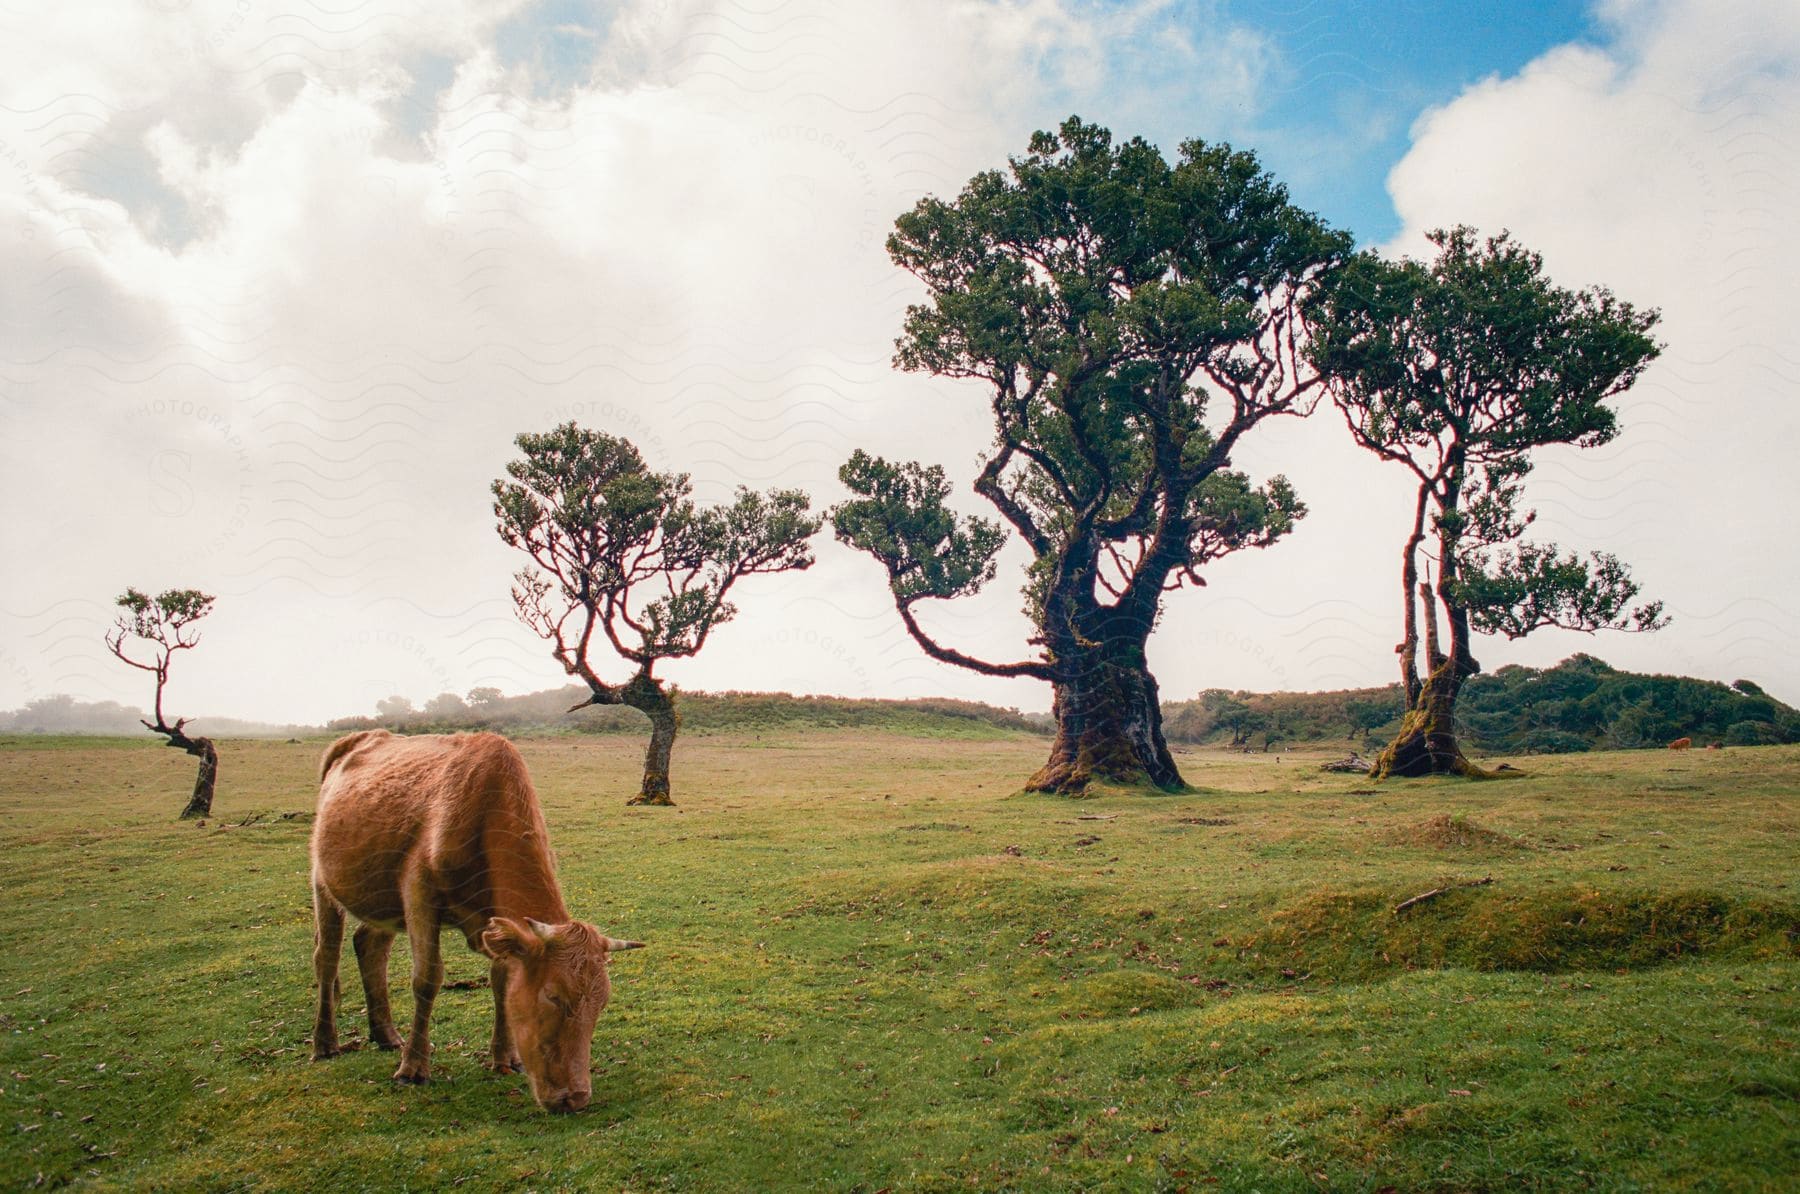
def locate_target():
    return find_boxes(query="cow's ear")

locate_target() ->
[479,917,541,960]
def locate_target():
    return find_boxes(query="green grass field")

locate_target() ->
[2,732,1795,1191]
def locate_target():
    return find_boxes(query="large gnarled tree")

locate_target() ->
[831,117,1349,793]
[1311,227,1666,778]
[105,587,220,818]
[494,422,819,805]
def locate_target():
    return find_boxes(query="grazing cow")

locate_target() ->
[310,730,642,1113]
[1667,737,1693,750]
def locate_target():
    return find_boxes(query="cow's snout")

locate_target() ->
[546,1088,590,1114]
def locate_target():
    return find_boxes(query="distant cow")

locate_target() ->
[1668,737,1693,750]
[310,730,642,1113]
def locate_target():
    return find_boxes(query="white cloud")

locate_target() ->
[1,0,1279,723]
[8,0,1791,726]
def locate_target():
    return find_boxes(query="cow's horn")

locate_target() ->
[525,917,557,939]
[602,937,645,951]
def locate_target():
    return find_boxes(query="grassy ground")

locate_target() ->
[1,732,1795,1191]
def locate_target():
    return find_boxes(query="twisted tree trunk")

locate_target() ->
[146,720,216,818]
[1026,643,1181,794]
[178,735,218,818]
[569,668,681,806]
[1372,503,1517,780]
[1370,652,1481,778]
[622,676,678,807]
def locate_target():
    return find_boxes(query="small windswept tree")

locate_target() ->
[1311,227,1666,779]
[104,587,219,818]
[494,422,820,805]
[831,117,1348,794]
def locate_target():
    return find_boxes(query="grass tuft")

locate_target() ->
[1266,885,1800,976]
[1384,812,1527,850]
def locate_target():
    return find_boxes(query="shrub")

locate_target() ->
[1515,729,1592,754]
[1724,720,1782,747]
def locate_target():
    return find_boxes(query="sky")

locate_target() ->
[1,0,1796,724]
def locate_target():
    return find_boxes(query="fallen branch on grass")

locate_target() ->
[1076,814,1118,821]
[1393,876,1493,915]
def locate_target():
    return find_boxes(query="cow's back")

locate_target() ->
[312,731,552,933]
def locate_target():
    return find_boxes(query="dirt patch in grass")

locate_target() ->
[1385,814,1526,851]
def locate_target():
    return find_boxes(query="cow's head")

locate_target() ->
[479,917,643,1112]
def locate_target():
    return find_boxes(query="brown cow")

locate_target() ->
[309,730,641,1112]
[1668,737,1693,750]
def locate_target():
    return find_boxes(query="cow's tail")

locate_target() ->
[319,729,390,782]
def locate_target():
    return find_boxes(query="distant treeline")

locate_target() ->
[8,654,1793,752]
[1163,654,1799,753]
[0,695,307,738]
[326,686,1053,739]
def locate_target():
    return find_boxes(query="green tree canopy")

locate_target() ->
[832,116,1348,793]
[493,422,819,804]
[1311,227,1665,778]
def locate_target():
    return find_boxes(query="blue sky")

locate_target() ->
[485,0,1603,245]
[1202,0,1600,240]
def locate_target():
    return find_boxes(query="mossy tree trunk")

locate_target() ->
[1372,475,1506,780]
[1026,639,1182,794]
[1370,654,1483,778]
[622,674,678,807]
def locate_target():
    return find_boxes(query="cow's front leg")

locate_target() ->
[489,959,523,1074]
[353,924,405,1051]
[394,892,443,1084]
[310,882,346,1060]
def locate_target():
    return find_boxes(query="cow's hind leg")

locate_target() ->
[310,882,346,1060]
[393,877,442,1085]
[353,925,405,1051]
[489,959,522,1073]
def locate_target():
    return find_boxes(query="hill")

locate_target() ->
[11,655,1790,754]
[1162,654,1800,753]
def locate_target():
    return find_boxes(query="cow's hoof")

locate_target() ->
[392,1064,430,1085]
[490,1056,521,1075]
[372,1030,404,1051]
[311,1042,341,1061]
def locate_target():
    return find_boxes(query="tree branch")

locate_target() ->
[895,598,1054,680]
[974,443,1051,556]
